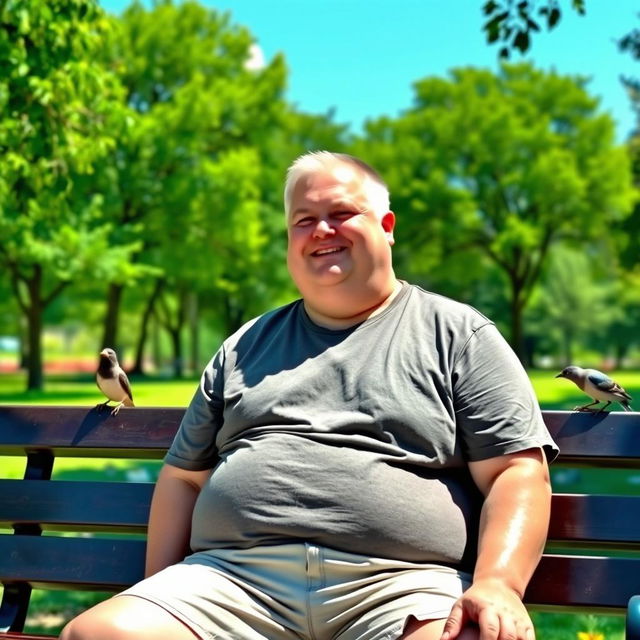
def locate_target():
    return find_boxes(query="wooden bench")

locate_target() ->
[1,406,639,639]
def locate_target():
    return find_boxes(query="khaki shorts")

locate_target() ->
[119,543,471,640]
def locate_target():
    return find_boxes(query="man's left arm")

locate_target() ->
[441,448,551,640]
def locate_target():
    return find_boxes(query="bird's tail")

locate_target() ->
[622,401,633,412]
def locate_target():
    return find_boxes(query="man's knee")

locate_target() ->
[58,595,199,640]
[58,597,153,640]
[59,608,130,640]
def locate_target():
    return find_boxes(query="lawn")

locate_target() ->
[2,368,638,637]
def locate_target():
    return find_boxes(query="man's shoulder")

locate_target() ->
[406,283,492,328]
[224,299,301,347]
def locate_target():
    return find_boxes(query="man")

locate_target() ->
[60,152,557,640]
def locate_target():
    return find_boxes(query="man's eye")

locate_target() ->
[294,217,314,226]
[332,211,355,219]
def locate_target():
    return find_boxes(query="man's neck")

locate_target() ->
[303,279,402,330]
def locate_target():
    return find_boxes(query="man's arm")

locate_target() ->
[145,462,211,578]
[441,448,551,640]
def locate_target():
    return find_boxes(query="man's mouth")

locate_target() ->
[311,247,345,257]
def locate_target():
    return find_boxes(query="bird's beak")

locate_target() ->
[100,349,109,357]
[555,373,564,378]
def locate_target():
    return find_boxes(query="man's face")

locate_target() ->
[286,161,395,297]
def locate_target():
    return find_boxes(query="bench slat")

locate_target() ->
[544,411,640,466]
[0,407,638,462]
[0,534,145,590]
[527,554,640,609]
[548,494,640,544]
[0,480,153,532]
[0,406,183,458]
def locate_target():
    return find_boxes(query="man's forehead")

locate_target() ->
[295,163,365,196]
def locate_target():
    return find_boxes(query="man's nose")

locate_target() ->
[312,219,335,238]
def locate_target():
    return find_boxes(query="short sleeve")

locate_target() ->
[164,347,226,470]
[453,324,559,464]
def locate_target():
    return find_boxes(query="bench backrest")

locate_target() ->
[1,406,639,634]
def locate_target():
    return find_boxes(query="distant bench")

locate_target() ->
[0,406,639,639]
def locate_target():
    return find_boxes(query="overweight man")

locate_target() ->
[60,152,557,640]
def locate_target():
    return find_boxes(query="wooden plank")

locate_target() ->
[0,406,184,458]
[0,633,54,640]
[544,411,640,466]
[0,534,145,590]
[526,554,640,608]
[548,494,640,544]
[0,480,153,532]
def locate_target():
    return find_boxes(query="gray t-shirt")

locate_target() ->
[167,282,558,571]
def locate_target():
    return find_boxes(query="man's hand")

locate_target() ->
[441,578,534,640]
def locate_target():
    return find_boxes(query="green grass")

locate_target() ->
[3,368,640,409]
[2,368,639,637]
[0,371,199,406]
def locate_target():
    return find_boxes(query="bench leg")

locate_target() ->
[0,583,32,632]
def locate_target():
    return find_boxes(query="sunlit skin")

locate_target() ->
[286,160,399,329]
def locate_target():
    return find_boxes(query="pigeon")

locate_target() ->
[96,348,135,415]
[555,366,632,413]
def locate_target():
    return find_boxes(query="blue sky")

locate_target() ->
[99,0,640,141]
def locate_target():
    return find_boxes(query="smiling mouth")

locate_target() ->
[311,247,346,257]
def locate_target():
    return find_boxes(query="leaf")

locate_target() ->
[572,0,586,15]
[527,18,540,32]
[483,0,499,16]
[548,7,561,29]
[514,30,530,53]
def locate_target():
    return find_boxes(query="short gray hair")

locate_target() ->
[283,151,390,219]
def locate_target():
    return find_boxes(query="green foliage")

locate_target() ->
[482,0,586,57]
[527,246,620,363]
[359,63,636,360]
[0,0,141,388]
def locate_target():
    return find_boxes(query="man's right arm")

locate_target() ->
[145,462,211,577]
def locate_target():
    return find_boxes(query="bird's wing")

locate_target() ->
[611,382,632,401]
[119,371,134,401]
[586,370,615,392]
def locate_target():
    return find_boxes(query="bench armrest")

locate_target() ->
[628,595,640,640]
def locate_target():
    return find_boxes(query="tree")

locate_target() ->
[528,247,617,365]
[482,0,586,57]
[0,0,135,390]
[359,63,635,363]
[93,0,290,371]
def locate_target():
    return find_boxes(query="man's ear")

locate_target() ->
[381,211,396,246]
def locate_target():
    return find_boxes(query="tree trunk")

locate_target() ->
[131,279,164,375]
[26,267,44,391]
[19,316,29,370]
[223,295,245,336]
[101,283,124,351]
[155,285,187,378]
[188,292,199,374]
[613,341,629,370]
[509,282,527,366]
[562,327,574,366]
[170,328,183,378]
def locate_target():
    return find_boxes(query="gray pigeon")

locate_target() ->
[556,366,632,412]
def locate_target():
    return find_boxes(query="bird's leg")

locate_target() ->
[110,401,125,416]
[575,399,601,412]
[596,401,612,414]
[95,401,112,413]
